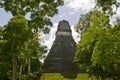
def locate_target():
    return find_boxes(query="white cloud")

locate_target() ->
[109,7,120,25]
[60,15,63,17]
[65,0,95,11]
[69,11,76,15]
[59,13,66,18]
[117,7,120,14]
[71,25,80,43]
[41,23,58,50]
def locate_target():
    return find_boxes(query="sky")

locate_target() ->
[0,0,95,26]
[51,0,95,25]
[0,0,95,50]
[0,0,120,50]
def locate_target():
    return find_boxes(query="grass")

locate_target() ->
[40,73,92,80]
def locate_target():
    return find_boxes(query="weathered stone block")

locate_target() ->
[43,20,81,74]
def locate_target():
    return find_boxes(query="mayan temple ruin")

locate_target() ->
[43,20,81,74]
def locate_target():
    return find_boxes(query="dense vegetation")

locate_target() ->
[0,0,120,80]
[0,0,63,80]
[75,0,120,80]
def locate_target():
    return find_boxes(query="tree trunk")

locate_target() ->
[19,64,23,80]
[28,58,31,73]
[12,54,17,80]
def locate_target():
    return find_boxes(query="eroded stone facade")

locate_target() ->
[43,20,81,73]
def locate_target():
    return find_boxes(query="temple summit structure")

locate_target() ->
[43,20,81,74]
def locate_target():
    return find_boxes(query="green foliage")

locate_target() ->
[75,10,109,67]
[3,15,32,80]
[95,0,119,15]
[75,0,120,78]
[0,0,63,16]
[0,0,64,33]
[74,10,120,79]
[75,11,92,34]
[3,15,31,54]
[0,0,63,79]
[0,27,11,79]
[23,72,36,80]
[91,18,120,79]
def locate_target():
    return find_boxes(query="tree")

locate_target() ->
[0,0,64,80]
[95,0,120,15]
[0,0,63,16]
[92,18,120,79]
[75,10,110,66]
[75,11,92,34]
[1,15,32,80]
[0,0,64,31]
[74,10,110,79]
[0,27,12,80]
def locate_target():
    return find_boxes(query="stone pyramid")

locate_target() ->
[43,20,81,74]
